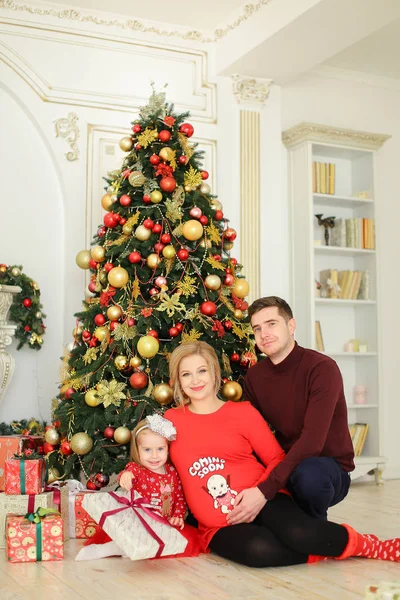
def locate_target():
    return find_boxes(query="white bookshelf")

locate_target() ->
[283,123,390,483]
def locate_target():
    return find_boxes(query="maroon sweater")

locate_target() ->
[243,343,355,500]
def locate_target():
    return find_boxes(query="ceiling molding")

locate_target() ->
[0,0,274,44]
[282,122,391,151]
[310,65,400,93]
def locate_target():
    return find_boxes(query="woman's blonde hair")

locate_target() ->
[169,341,221,408]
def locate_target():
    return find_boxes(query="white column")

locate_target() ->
[0,285,21,405]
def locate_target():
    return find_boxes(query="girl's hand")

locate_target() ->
[119,471,133,490]
[168,516,184,530]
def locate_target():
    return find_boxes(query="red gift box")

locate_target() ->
[6,512,63,563]
[0,436,42,491]
[74,492,98,539]
[5,457,46,495]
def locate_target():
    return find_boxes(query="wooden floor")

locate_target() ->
[1,480,399,600]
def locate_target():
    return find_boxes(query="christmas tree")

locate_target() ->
[48,87,256,488]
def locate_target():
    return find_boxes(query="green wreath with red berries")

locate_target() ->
[0,264,46,350]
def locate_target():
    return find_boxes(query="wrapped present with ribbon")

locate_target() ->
[0,435,43,491]
[0,490,57,549]
[44,481,70,541]
[5,455,46,495]
[6,507,64,563]
[82,489,188,561]
[63,479,98,539]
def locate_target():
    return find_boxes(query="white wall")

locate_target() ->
[281,71,400,478]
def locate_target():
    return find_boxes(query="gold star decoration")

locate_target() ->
[232,321,254,343]
[183,166,203,190]
[178,132,195,161]
[112,321,137,341]
[96,379,127,408]
[82,347,99,365]
[182,329,203,343]
[137,128,159,148]
[206,222,221,244]
[165,190,184,222]
[29,333,43,345]
[176,274,197,297]
[156,292,185,318]
[206,256,226,272]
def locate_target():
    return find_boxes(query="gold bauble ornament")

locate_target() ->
[135,225,152,241]
[107,305,122,321]
[129,355,142,368]
[128,171,146,187]
[75,250,91,270]
[70,432,93,455]
[162,245,176,259]
[85,389,101,407]
[72,326,83,338]
[137,335,159,359]
[11,267,21,277]
[146,253,161,270]
[101,193,113,211]
[150,190,163,204]
[47,467,61,484]
[210,199,223,212]
[114,426,131,444]
[184,185,191,192]
[153,383,174,406]
[223,241,234,251]
[221,381,243,402]
[45,428,60,445]
[114,355,129,371]
[199,238,212,249]
[119,136,133,152]
[200,183,211,194]
[234,309,243,319]
[91,245,106,262]
[35,311,42,319]
[94,326,110,342]
[182,220,204,241]
[205,275,221,290]
[231,278,249,298]
[159,147,175,162]
[122,223,133,235]
[108,267,129,288]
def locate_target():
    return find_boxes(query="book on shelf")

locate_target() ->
[315,321,324,352]
[330,269,369,300]
[349,423,369,457]
[319,269,340,299]
[329,218,375,250]
[312,162,336,195]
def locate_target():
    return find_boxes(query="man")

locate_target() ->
[227,296,354,525]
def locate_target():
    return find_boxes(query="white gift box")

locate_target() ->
[82,489,188,561]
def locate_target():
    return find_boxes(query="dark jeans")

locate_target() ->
[286,457,351,520]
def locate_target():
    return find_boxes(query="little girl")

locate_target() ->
[118,413,186,529]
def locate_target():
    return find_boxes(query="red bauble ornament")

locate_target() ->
[127,318,136,327]
[87,480,99,491]
[175,323,183,332]
[224,274,234,286]
[23,298,32,308]
[43,442,56,454]
[60,441,72,455]
[94,472,110,488]
[88,282,97,293]
[64,387,75,399]
[222,377,229,384]
[199,215,208,225]
[89,259,98,270]
[104,262,114,272]
[135,144,142,150]
[148,329,158,338]
[169,326,179,337]
[119,194,132,207]
[224,320,233,330]
[103,212,119,228]
[231,258,238,266]
[143,194,152,204]
[82,330,91,341]
[149,287,159,297]
[132,124,142,133]
[119,217,127,225]
[152,223,162,234]
[214,210,224,221]
[177,248,189,261]
[104,426,115,439]
[226,268,232,274]
[94,314,106,326]
[179,123,194,137]
[224,227,237,241]
[178,155,187,165]
[189,206,202,219]
[122,169,131,179]
[154,242,165,253]
[128,251,142,264]
[201,170,209,180]
[24,325,31,331]
[110,321,119,331]
[97,226,106,237]
[150,154,161,165]
[158,130,172,143]
[200,301,217,316]
[159,176,176,193]
[143,218,154,229]
[129,372,148,389]
[213,254,222,261]
[161,233,171,244]
[231,352,240,362]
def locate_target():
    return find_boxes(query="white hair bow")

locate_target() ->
[139,413,176,441]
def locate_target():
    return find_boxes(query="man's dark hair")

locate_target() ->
[248,296,294,322]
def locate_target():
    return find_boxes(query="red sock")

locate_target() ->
[307,555,329,564]
[336,524,400,562]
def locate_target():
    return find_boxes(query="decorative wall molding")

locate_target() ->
[240,110,260,304]
[0,0,274,44]
[282,122,391,151]
[232,74,272,106]
[54,112,79,161]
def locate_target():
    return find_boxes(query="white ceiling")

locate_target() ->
[46,0,245,30]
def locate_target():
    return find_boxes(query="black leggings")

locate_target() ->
[209,493,348,567]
